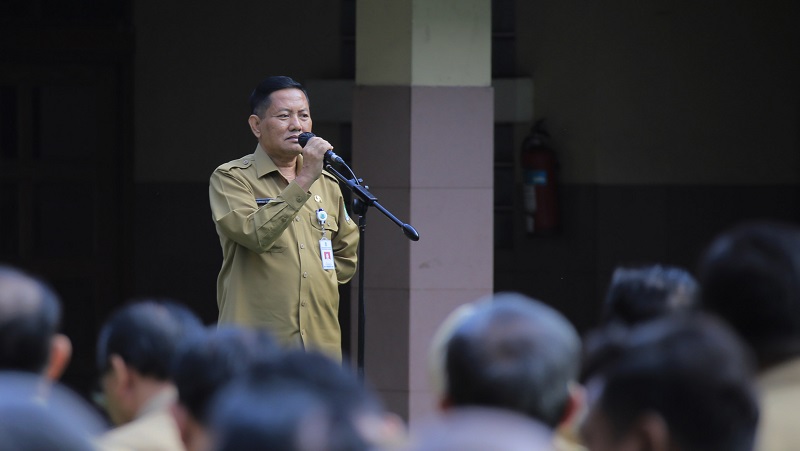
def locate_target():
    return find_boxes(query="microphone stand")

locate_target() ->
[324,161,419,381]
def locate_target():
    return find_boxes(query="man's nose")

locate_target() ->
[288,115,301,130]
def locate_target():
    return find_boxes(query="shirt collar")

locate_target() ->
[255,144,303,179]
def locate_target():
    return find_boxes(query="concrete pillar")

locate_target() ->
[352,0,493,428]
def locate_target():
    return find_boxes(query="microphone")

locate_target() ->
[297,132,345,165]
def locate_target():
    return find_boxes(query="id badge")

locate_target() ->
[319,238,335,270]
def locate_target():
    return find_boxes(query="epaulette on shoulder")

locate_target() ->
[217,155,255,172]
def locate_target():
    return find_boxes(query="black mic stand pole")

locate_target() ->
[324,162,419,381]
[352,196,368,381]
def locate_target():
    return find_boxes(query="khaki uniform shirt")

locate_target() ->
[96,387,182,451]
[209,145,359,360]
[756,357,800,451]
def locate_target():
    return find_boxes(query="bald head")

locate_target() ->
[444,292,581,427]
[0,266,62,373]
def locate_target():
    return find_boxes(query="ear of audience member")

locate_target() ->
[95,299,204,451]
[0,265,72,380]
[580,313,759,451]
[170,325,279,451]
[443,292,581,429]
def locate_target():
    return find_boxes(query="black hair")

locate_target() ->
[211,378,338,451]
[0,265,62,373]
[251,350,382,440]
[697,221,800,363]
[249,75,309,118]
[600,264,699,326]
[247,349,383,417]
[208,350,373,451]
[96,299,203,379]
[586,313,759,451]
[444,292,580,427]
[171,325,278,422]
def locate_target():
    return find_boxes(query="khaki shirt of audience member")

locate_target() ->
[96,387,182,451]
[757,357,800,451]
[210,87,358,361]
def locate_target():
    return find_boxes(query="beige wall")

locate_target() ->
[517,1,800,185]
[356,0,491,86]
[353,0,494,425]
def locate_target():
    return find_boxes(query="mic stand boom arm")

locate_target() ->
[324,164,420,242]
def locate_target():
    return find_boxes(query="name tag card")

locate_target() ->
[319,238,335,270]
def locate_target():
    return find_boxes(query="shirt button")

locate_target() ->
[303,272,308,278]
[296,196,304,203]
[295,217,300,222]
[301,329,306,336]
[300,243,305,249]
[301,300,307,307]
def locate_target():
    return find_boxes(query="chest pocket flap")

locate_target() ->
[308,212,339,235]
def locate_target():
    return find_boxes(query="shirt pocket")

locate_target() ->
[308,212,339,238]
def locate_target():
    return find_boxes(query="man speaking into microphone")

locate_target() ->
[209,75,359,361]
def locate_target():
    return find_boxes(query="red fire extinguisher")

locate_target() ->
[521,119,560,235]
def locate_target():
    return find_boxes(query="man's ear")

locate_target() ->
[559,381,587,428]
[248,114,261,138]
[555,382,588,446]
[108,354,131,391]
[438,394,453,412]
[631,412,670,451]
[44,333,72,381]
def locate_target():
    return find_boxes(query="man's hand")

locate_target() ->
[295,136,332,191]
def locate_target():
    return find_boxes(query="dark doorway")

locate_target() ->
[0,1,134,398]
